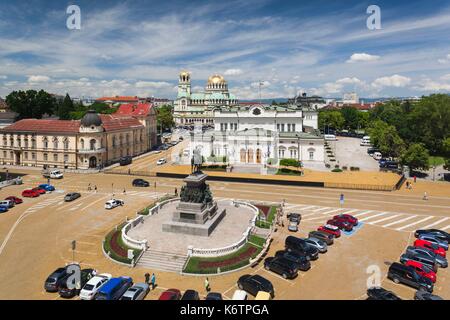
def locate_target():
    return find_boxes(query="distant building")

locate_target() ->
[0,97,17,129]
[147,97,173,108]
[96,96,146,106]
[288,93,327,109]
[342,92,359,105]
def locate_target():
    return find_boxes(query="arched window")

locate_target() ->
[80,138,85,150]
[112,136,117,147]
[63,138,69,150]
[53,137,58,149]
[90,139,96,150]
[43,136,48,149]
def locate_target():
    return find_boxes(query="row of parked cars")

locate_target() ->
[0,184,56,213]
[369,228,449,300]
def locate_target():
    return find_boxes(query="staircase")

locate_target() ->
[231,164,262,174]
[136,249,188,273]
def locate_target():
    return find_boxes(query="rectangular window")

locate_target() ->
[43,153,48,161]
[24,152,28,160]
[309,151,314,160]
[292,124,296,132]
[3,151,6,158]
[277,124,280,131]
[53,154,58,162]
[281,124,285,132]
[32,153,36,160]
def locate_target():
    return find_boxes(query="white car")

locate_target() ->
[105,199,124,210]
[79,273,112,300]
[232,289,248,300]
[156,158,167,165]
[373,152,382,160]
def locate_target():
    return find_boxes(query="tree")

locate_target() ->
[367,120,405,157]
[58,94,74,120]
[318,110,345,131]
[157,105,174,132]
[340,106,359,130]
[400,143,430,171]
[443,137,450,171]
[6,90,57,119]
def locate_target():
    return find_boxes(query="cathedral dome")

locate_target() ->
[207,74,226,84]
[81,110,102,127]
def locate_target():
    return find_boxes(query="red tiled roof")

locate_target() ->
[116,103,153,117]
[1,119,81,133]
[96,96,140,102]
[100,115,144,131]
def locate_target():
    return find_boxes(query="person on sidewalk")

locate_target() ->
[174,188,178,196]
[204,277,210,293]
[423,192,428,200]
[150,273,156,290]
[145,273,150,285]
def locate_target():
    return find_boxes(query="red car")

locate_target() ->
[22,190,40,198]
[318,224,341,238]
[158,288,181,300]
[327,219,353,232]
[405,260,437,283]
[414,239,446,258]
[32,187,46,195]
[5,196,23,204]
[333,214,358,226]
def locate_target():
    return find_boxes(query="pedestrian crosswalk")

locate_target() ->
[252,201,450,233]
[26,196,65,213]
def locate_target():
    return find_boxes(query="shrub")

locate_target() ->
[332,168,343,172]
[329,158,336,162]
[350,166,360,171]
[325,163,331,168]
[342,166,348,170]
[280,158,302,168]
[335,165,340,169]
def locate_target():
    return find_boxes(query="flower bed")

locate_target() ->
[103,223,142,264]
[255,205,277,229]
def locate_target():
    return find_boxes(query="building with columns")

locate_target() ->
[174,71,239,125]
[0,106,157,170]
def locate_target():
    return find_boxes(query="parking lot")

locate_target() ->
[0,169,449,300]
[332,137,380,171]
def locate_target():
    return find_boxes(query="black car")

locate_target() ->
[64,192,81,202]
[287,213,301,225]
[366,287,402,300]
[205,292,223,300]
[264,257,298,279]
[275,250,311,271]
[387,262,433,293]
[132,179,149,187]
[367,148,380,155]
[285,236,319,260]
[415,229,450,243]
[119,156,132,166]
[58,269,96,298]
[308,231,334,245]
[237,275,274,298]
[414,290,443,300]
[181,289,200,300]
[44,267,69,292]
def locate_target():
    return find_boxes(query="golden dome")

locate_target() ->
[208,74,226,84]
[180,70,190,77]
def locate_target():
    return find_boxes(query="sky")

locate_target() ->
[0,0,450,100]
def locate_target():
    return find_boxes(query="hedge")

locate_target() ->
[138,194,177,215]
[103,223,142,264]
[280,158,302,168]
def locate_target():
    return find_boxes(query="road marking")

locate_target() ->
[368,214,403,225]
[396,216,435,231]
[79,195,110,211]
[358,212,390,222]
[353,210,374,217]
[320,208,342,215]
[300,205,317,210]
[311,207,331,212]
[300,212,320,218]
[443,225,450,231]
[420,217,449,230]
[382,215,417,228]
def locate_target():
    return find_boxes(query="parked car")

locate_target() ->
[405,260,437,283]
[158,289,182,300]
[414,239,446,258]
[417,234,449,251]
[120,283,150,300]
[156,158,167,165]
[181,289,200,300]
[326,219,353,232]
[308,231,334,245]
[132,179,149,187]
[274,250,311,271]
[388,262,433,293]
[264,257,298,279]
[415,229,450,243]
[285,236,319,260]
[105,199,124,210]
[5,196,23,204]
[64,192,81,202]
[399,253,438,273]
[32,187,46,195]
[405,246,448,268]
[302,237,327,253]
[39,184,55,192]
[119,156,132,166]
[366,287,402,300]
[205,292,223,300]
[373,152,382,160]
[59,269,97,298]
[367,147,380,156]
[0,206,8,213]
[94,277,133,300]
[44,265,78,292]
[288,220,298,232]
[237,275,274,298]
[287,213,301,224]
[0,200,14,208]
[332,214,358,226]
[414,290,443,300]
[317,224,341,238]
[79,273,112,300]
[231,290,248,300]
[22,189,40,198]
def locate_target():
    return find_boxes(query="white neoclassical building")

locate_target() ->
[189,104,324,167]
[174,71,239,125]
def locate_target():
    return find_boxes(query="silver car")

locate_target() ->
[120,283,150,300]
[303,237,327,253]
[406,246,448,268]
[418,235,448,251]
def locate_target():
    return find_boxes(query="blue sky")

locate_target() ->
[0,0,450,99]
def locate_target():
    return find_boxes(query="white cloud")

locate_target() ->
[414,78,450,91]
[0,75,7,79]
[346,53,380,63]
[224,69,243,76]
[438,54,450,64]
[336,77,363,85]
[440,74,450,81]
[135,81,172,89]
[28,75,51,83]
[372,74,411,88]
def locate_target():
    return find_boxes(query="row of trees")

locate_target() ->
[318,94,450,172]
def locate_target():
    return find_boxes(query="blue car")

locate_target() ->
[0,206,8,213]
[94,277,133,300]
[39,184,55,192]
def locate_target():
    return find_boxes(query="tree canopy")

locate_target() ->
[6,90,57,119]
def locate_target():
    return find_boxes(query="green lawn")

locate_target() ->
[255,206,277,229]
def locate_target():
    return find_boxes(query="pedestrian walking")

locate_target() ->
[123,188,126,194]
[423,192,428,200]
[406,181,410,189]
[88,183,91,191]
[204,277,210,292]
[145,273,150,285]
[150,273,156,290]
[414,176,417,183]
[94,185,97,193]
[174,187,178,196]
